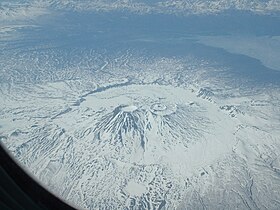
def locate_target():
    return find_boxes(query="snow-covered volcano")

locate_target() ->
[70,84,232,166]
[1,1,280,209]
[1,81,241,208]
[1,57,280,209]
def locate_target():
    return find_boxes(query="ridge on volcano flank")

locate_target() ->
[93,104,146,150]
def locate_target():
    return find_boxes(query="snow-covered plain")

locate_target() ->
[1,1,280,209]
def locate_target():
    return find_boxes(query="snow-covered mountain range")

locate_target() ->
[1,1,280,209]
[1,0,280,21]
[1,49,280,209]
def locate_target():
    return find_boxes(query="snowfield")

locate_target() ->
[1,53,280,209]
[1,1,280,209]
